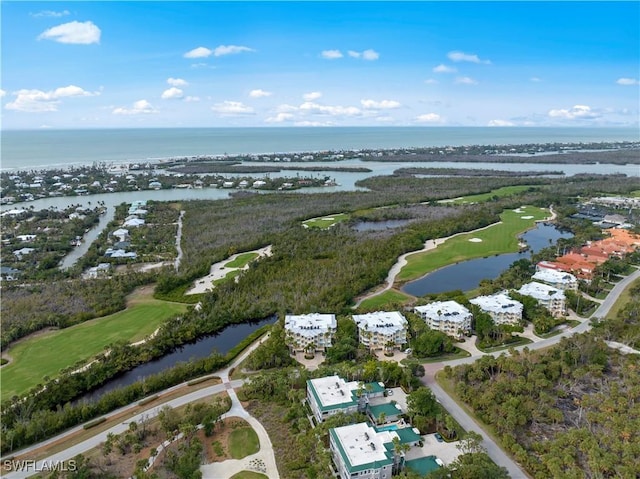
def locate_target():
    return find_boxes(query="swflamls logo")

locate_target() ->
[3,459,77,472]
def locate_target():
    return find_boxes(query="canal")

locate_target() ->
[79,316,275,403]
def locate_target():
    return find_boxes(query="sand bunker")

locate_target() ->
[521,215,534,219]
[468,238,483,243]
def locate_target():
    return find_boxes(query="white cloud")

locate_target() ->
[433,64,456,73]
[112,100,157,115]
[414,113,442,123]
[321,49,343,59]
[616,78,639,86]
[161,87,184,100]
[360,99,401,110]
[488,119,515,127]
[184,47,213,58]
[424,79,439,85]
[455,76,478,85]
[303,91,322,101]
[38,21,101,45]
[213,45,255,56]
[167,78,188,87]
[211,101,255,115]
[299,102,361,117]
[5,85,97,112]
[249,89,272,98]
[265,112,295,123]
[348,49,380,60]
[530,77,542,82]
[0,89,6,98]
[275,104,298,113]
[184,96,201,102]
[548,104,600,120]
[447,51,490,64]
[31,10,70,18]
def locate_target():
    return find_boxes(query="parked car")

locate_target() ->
[434,433,444,442]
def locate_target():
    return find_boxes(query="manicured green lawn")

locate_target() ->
[230,472,268,479]
[302,213,349,229]
[358,289,414,309]
[1,300,187,401]
[445,185,538,205]
[397,206,549,282]
[225,252,259,268]
[229,426,260,459]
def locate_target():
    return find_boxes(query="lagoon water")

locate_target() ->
[401,223,574,296]
[2,126,638,171]
[79,316,276,403]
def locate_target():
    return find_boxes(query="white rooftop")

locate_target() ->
[518,282,565,301]
[352,311,407,334]
[308,375,359,409]
[285,313,336,338]
[470,293,523,315]
[332,423,396,468]
[414,301,472,323]
[532,268,577,285]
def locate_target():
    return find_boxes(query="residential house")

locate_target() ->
[352,311,408,352]
[284,313,337,353]
[518,282,566,318]
[13,247,35,259]
[414,301,472,338]
[470,293,523,325]
[112,228,130,242]
[123,218,145,228]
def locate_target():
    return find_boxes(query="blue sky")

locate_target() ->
[1,1,638,129]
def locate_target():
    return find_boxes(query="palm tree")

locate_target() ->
[391,437,411,474]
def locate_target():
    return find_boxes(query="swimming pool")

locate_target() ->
[375,424,399,432]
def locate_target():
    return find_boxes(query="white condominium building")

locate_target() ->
[306,375,385,423]
[517,282,566,318]
[284,313,337,352]
[329,423,396,479]
[352,311,408,351]
[532,267,578,291]
[414,301,472,338]
[470,293,523,326]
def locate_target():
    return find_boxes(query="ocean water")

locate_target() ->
[1,127,638,171]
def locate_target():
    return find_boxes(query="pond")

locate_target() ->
[79,316,275,403]
[352,219,412,231]
[401,223,573,296]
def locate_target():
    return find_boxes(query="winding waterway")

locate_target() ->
[79,316,276,403]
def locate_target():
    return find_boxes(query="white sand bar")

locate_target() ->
[468,238,483,243]
[186,245,272,295]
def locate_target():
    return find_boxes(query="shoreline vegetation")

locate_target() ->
[1,141,638,206]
